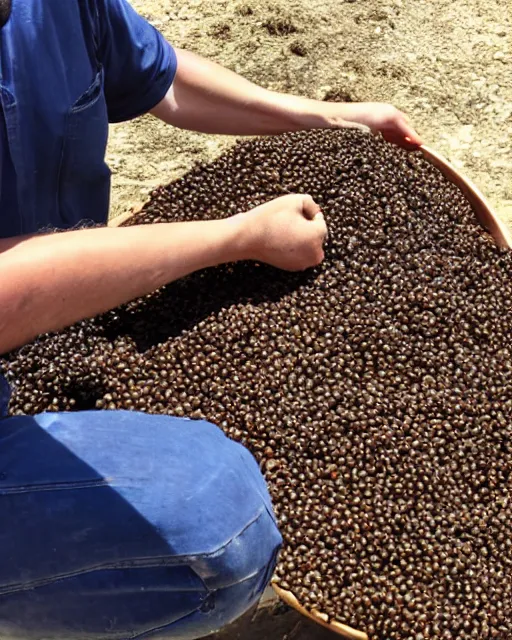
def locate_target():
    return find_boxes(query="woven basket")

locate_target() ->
[109,144,512,637]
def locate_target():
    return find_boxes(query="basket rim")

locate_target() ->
[419,144,512,249]
[272,580,369,639]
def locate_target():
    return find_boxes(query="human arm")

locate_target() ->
[150,48,422,149]
[0,195,326,354]
[95,1,420,146]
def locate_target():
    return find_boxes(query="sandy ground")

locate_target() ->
[106,0,511,228]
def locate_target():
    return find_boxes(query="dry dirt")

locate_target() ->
[107,0,511,227]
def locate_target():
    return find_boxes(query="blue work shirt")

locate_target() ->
[0,0,177,238]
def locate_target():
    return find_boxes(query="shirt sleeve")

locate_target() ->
[96,0,177,123]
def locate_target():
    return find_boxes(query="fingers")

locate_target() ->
[300,195,328,241]
[402,126,423,149]
[311,212,328,267]
[300,194,321,220]
[370,106,422,150]
[293,194,328,244]
[383,127,422,150]
[294,196,327,267]
[313,210,328,238]
[396,113,423,149]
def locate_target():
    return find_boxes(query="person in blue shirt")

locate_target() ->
[0,1,422,638]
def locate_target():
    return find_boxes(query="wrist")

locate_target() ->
[219,214,258,264]
[269,91,333,130]
[318,101,375,131]
[271,94,374,133]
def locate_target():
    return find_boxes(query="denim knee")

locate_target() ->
[0,411,282,639]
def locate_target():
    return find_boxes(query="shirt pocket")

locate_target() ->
[58,67,111,228]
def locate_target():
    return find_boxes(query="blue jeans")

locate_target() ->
[0,410,282,639]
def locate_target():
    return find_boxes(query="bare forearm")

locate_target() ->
[151,48,422,148]
[151,48,366,135]
[0,220,243,354]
